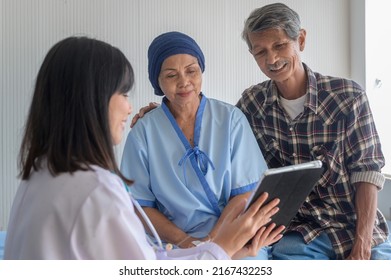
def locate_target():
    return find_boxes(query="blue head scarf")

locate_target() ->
[147,31,205,96]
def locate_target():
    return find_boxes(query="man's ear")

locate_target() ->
[298,28,306,51]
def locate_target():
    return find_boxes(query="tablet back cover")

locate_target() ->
[246,161,323,227]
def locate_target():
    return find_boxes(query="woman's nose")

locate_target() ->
[177,73,190,87]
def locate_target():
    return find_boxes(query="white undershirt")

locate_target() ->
[279,94,307,120]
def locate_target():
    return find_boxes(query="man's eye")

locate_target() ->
[254,50,265,57]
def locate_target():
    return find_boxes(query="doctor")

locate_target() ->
[4,36,283,260]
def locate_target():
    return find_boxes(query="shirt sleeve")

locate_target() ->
[345,92,385,189]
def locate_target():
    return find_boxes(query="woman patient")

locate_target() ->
[120,31,282,259]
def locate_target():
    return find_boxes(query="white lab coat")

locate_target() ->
[4,164,229,260]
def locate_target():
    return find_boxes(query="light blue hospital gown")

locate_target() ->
[121,94,267,240]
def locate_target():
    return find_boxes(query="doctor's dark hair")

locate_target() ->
[19,36,133,184]
[242,3,301,50]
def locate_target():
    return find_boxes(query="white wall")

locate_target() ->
[350,0,366,89]
[364,0,391,177]
[0,0,351,229]
[350,0,391,219]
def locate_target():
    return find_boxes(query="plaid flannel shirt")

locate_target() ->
[236,63,389,259]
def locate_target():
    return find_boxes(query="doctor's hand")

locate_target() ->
[130,102,159,128]
[231,222,283,259]
[212,192,284,259]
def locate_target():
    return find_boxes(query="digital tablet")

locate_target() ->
[244,160,324,227]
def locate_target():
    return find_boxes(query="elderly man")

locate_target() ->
[236,3,391,260]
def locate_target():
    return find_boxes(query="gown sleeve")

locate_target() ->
[229,108,268,196]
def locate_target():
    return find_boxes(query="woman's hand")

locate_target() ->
[212,192,284,258]
[231,223,284,259]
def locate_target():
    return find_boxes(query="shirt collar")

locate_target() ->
[304,63,320,115]
[265,63,319,114]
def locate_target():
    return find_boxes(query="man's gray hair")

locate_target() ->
[242,3,301,50]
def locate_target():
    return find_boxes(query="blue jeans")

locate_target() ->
[271,232,391,260]
[242,246,270,260]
